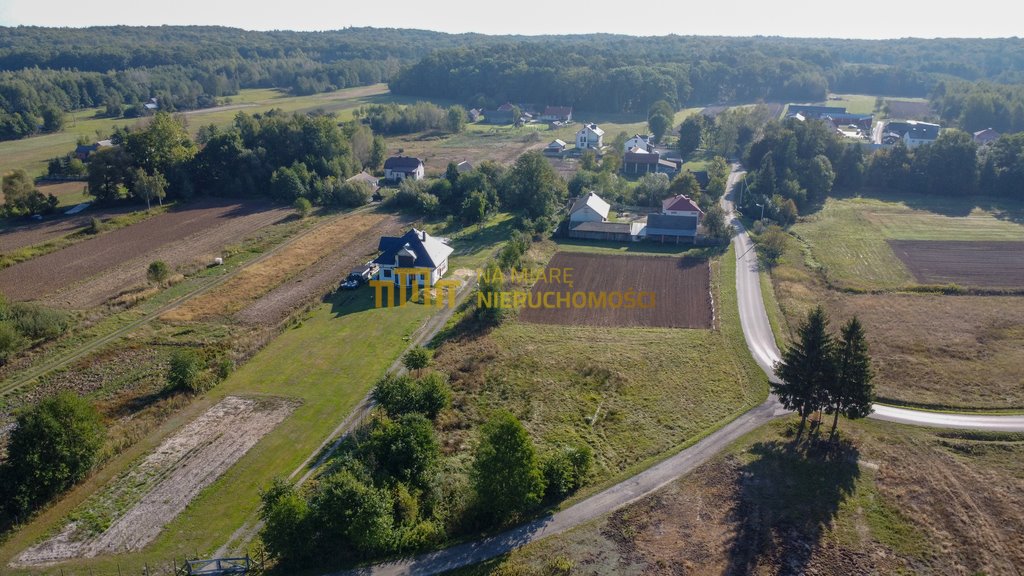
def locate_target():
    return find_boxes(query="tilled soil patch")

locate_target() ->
[887,239,1024,288]
[519,252,713,328]
[18,201,289,309]
[11,395,297,565]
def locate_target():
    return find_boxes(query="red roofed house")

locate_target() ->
[643,194,704,244]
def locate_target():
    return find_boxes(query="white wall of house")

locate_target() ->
[385,165,425,181]
[569,206,606,223]
[623,136,650,153]
[576,126,604,150]
[663,208,700,217]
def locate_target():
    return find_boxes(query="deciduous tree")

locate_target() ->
[472,410,545,524]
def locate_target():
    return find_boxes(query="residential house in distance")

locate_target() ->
[346,171,380,194]
[566,191,643,242]
[545,139,568,156]
[74,139,113,161]
[468,108,482,122]
[144,97,159,112]
[902,121,941,148]
[456,160,474,174]
[623,134,654,153]
[374,228,454,287]
[540,106,573,123]
[483,107,516,125]
[383,156,425,181]
[646,194,703,244]
[576,123,605,150]
[885,120,941,149]
[622,148,682,177]
[973,128,1001,146]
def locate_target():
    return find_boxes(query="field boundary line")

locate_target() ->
[0,206,372,398]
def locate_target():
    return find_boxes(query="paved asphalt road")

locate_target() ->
[725,165,1024,432]
[331,165,1024,575]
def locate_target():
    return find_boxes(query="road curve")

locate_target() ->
[327,165,1024,576]
[725,164,1024,432]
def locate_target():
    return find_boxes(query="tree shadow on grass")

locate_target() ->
[726,437,860,576]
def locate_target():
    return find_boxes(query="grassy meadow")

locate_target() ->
[769,191,1024,410]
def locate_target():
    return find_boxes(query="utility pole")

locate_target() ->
[755,202,765,221]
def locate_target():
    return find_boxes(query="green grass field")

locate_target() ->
[793,192,1024,290]
[0,84,394,178]
[0,286,436,573]
[434,242,766,489]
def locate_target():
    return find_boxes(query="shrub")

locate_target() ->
[9,302,71,340]
[147,260,170,284]
[402,346,432,373]
[542,444,594,502]
[167,348,206,393]
[0,321,25,363]
[292,196,312,217]
[372,372,451,419]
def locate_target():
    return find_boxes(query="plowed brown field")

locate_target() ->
[887,240,1024,288]
[0,200,290,307]
[519,252,712,328]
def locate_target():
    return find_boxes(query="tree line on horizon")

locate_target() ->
[4,27,1024,141]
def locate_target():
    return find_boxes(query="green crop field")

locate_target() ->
[792,192,1024,290]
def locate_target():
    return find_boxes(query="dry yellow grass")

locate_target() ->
[161,212,386,322]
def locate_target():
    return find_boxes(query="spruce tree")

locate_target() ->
[773,305,835,437]
[826,316,875,438]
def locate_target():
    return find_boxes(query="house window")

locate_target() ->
[383,269,392,278]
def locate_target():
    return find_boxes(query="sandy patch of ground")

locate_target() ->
[11,395,296,566]
[233,213,410,326]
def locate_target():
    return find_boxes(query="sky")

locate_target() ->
[0,0,1020,39]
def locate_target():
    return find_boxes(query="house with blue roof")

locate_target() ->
[373,228,454,287]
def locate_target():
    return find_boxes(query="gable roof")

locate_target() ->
[374,228,454,270]
[577,123,604,137]
[383,156,423,171]
[548,139,567,148]
[497,102,516,112]
[346,171,380,185]
[646,213,698,236]
[662,194,703,214]
[569,191,611,220]
[543,106,573,117]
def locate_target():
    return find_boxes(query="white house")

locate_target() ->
[383,156,425,181]
[576,123,605,150]
[901,121,941,149]
[623,134,653,154]
[568,191,611,224]
[374,228,454,287]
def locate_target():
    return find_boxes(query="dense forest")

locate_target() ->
[4,27,1024,141]
[390,36,1024,114]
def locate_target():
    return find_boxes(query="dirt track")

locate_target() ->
[234,213,410,326]
[0,199,290,307]
[888,240,1024,288]
[519,252,713,328]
